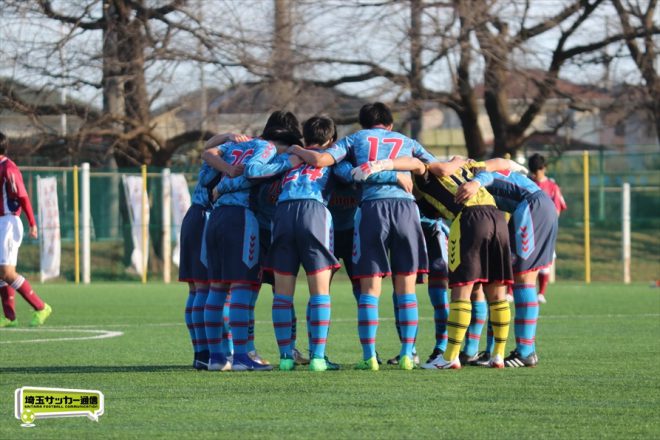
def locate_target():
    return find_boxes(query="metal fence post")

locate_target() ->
[162,168,171,283]
[622,182,631,284]
[81,162,91,284]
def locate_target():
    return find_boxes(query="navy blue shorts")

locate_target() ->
[333,228,355,279]
[352,199,428,278]
[266,200,340,276]
[423,220,448,283]
[205,205,261,285]
[509,192,559,274]
[178,204,209,283]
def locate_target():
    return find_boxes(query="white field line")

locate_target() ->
[0,328,124,344]
[9,312,658,330]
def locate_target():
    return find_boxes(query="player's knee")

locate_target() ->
[0,265,16,281]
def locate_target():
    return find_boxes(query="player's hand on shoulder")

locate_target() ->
[455,180,481,204]
[288,154,303,167]
[287,145,304,156]
[396,172,413,193]
[227,164,244,178]
[231,133,251,143]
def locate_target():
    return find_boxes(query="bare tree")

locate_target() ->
[1,0,247,166]
[612,0,659,143]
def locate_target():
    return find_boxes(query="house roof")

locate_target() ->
[153,81,366,123]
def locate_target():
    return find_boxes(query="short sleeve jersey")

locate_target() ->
[533,177,567,213]
[414,161,496,221]
[214,139,276,208]
[473,170,541,213]
[334,128,422,202]
[191,155,221,209]
[277,145,344,205]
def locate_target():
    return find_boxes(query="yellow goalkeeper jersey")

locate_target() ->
[413,161,496,221]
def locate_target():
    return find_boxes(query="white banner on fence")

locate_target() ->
[122,175,149,277]
[170,173,191,267]
[37,176,61,282]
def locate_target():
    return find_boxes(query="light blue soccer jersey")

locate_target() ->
[249,153,297,228]
[334,128,435,201]
[191,160,220,209]
[277,146,345,205]
[213,139,277,208]
[473,170,542,213]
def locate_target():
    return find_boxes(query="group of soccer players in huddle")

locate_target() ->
[178,102,563,372]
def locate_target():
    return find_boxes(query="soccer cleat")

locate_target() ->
[193,359,209,370]
[248,350,270,365]
[0,317,18,328]
[309,357,328,372]
[355,356,379,371]
[387,351,419,366]
[208,356,231,371]
[421,355,461,370]
[505,293,514,303]
[399,355,415,370]
[292,348,310,365]
[537,294,547,304]
[231,354,273,371]
[471,351,492,367]
[386,354,400,365]
[324,356,340,371]
[458,351,481,365]
[279,355,295,371]
[488,354,505,369]
[504,350,539,368]
[30,303,52,327]
[426,348,444,364]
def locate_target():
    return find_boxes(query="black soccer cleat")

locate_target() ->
[458,351,481,365]
[504,350,539,368]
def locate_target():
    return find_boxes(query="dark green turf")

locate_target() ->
[1,282,658,438]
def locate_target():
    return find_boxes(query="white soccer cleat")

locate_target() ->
[488,354,505,369]
[537,294,547,304]
[421,355,461,370]
[208,358,232,371]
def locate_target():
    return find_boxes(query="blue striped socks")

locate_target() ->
[428,286,449,351]
[358,294,379,360]
[308,295,331,359]
[204,287,228,361]
[228,287,254,355]
[191,287,208,355]
[463,300,487,356]
[513,283,539,357]
[272,294,293,357]
[397,293,418,358]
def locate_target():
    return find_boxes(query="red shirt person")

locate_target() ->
[0,132,52,328]
[528,153,566,303]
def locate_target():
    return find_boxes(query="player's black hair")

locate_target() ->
[0,132,7,155]
[528,153,546,173]
[359,102,394,129]
[261,111,303,146]
[303,115,337,148]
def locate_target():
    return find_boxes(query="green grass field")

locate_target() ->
[1,281,659,439]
